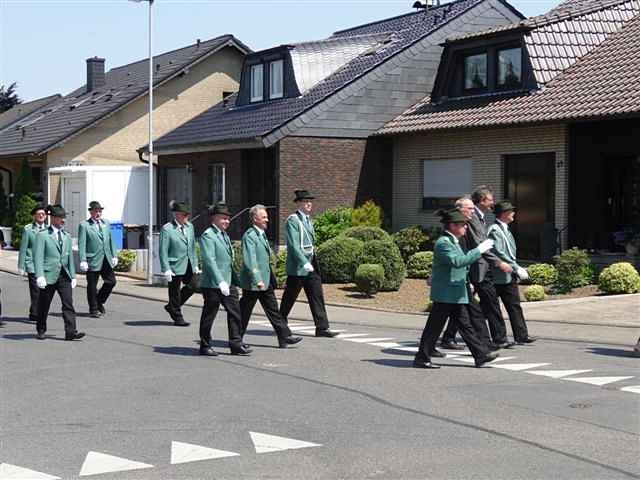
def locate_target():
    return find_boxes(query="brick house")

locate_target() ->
[379,0,640,261]
[150,0,524,242]
[0,35,249,235]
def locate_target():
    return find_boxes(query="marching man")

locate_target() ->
[17,204,47,323]
[159,201,200,327]
[78,201,118,318]
[279,190,337,338]
[33,205,84,341]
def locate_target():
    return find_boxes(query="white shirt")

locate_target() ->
[253,225,266,236]
[297,210,311,222]
[474,206,485,223]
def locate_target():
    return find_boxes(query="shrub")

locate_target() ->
[313,206,353,245]
[271,249,288,289]
[524,285,546,302]
[342,225,391,243]
[14,158,35,200]
[406,251,434,279]
[359,240,406,291]
[0,179,9,225]
[554,248,594,292]
[114,250,137,272]
[527,263,558,286]
[423,226,444,251]
[232,240,243,276]
[316,236,364,283]
[425,300,433,312]
[598,262,640,295]
[11,194,37,250]
[354,264,385,297]
[351,200,382,227]
[393,226,429,263]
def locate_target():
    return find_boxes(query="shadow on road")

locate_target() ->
[585,347,639,358]
[50,312,95,318]
[2,333,66,341]
[244,329,277,337]
[125,320,175,327]
[362,358,415,368]
[153,346,201,356]
[0,316,33,325]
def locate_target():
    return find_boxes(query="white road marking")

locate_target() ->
[620,385,640,394]
[289,327,317,332]
[393,346,419,353]
[369,342,404,348]
[249,432,321,454]
[527,369,593,379]
[343,337,395,343]
[79,452,153,477]
[170,441,239,465]
[0,463,60,479]
[335,333,370,339]
[564,376,634,386]
[490,363,551,371]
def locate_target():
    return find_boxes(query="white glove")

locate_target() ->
[303,262,314,273]
[36,276,47,289]
[164,270,174,281]
[516,267,529,280]
[71,279,77,289]
[218,281,230,296]
[477,239,494,254]
[80,261,89,272]
[18,269,26,276]
[111,257,118,267]
[194,267,202,275]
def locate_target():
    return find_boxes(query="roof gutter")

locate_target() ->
[139,136,265,158]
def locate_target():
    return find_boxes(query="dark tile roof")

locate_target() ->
[152,0,487,151]
[0,35,249,158]
[0,94,61,131]
[378,10,640,134]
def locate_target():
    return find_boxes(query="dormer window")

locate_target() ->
[463,53,487,91]
[269,60,284,99]
[250,64,264,102]
[497,47,522,88]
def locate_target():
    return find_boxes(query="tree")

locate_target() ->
[12,195,37,250]
[0,83,21,113]
[0,179,8,225]
[14,158,35,199]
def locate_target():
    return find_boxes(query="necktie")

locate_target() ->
[57,231,63,248]
[180,225,185,237]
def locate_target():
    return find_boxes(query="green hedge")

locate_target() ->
[313,206,353,246]
[354,264,385,297]
[359,240,406,291]
[554,248,594,292]
[527,263,558,286]
[524,285,546,302]
[392,226,430,263]
[598,262,640,295]
[316,236,364,283]
[351,200,383,227]
[406,251,433,279]
[342,226,391,243]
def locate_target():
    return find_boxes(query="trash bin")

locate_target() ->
[110,222,124,250]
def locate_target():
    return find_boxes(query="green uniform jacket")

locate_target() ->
[488,221,521,285]
[238,227,273,291]
[18,223,45,274]
[159,220,197,275]
[199,224,235,289]
[430,233,482,304]
[285,212,315,277]
[78,219,118,271]
[34,227,76,285]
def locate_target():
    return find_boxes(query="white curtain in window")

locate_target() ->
[423,159,473,197]
[251,64,263,102]
[269,60,283,99]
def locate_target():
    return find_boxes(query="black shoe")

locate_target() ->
[230,345,252,356]
[315,329,338,338]
[174,319,190,327]
[440,341,465,350]
[242,343,251,349]
[493,341,515,349]
[97,304,106,314]
[430,349,447,358]
[516,336,538,345]
[199,345,218,356]
[413,360,440,369]
[65,332,86,341]
[164,304,177,322]
[475,351,499,368]
[488,343,500,351]
[36,331,46,340]
[278,335,303,348]
[89,311,102,318]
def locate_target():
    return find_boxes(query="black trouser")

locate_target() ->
[166,262,194,321]
[86,258,117,313]
[279,257,330,331]
[415,302,489,363]
[474,273,508,343]
[495,280,529,342]
[240,275,292,340]
[442,291,492,348]
[27,273,40,322]
[36,272,77,335]
[200,286,243,347]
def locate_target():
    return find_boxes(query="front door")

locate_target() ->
[605,156,640,251]
[160,166,192,224]
[63,176,85,240]
[504,153,555,259]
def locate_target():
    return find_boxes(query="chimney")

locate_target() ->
[86,57,106,93]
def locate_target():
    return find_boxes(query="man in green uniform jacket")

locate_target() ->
[78,201,118,317]
[238,204,301,349]
[279,189,337,338]
[33,205,84,341]
[159,201,200,326]
[198,203,250,356]
[17,204,48,323]
[414,209,498,369]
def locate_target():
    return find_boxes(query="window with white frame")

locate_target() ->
[208,163,225,204]
[250,64,263,102]
[423,159,473,210]
[269,60,284,99]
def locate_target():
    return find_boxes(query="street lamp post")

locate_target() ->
[129,0,155,285]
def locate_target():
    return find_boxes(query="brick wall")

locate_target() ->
[392,123,569,248]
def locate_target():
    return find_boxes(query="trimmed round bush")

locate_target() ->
[524,285,546,302]
[316,236,364,283]
[527,263,558,286]
[406,251,434,279]
[393,226,429,263]
[354,264,385,296]
[342,226,391,243]
[555,248,594,291]
[598,262,640,295]
[359,240,406,291]
[114,250,137,272]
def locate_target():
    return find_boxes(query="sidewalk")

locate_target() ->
[1,249,638,346]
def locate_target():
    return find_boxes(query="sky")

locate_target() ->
[1,0,560,102]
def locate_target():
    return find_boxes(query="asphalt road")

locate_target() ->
[1,272,639,480]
